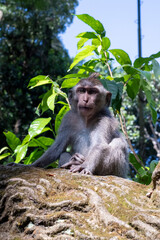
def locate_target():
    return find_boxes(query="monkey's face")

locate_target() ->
[75,85,104,119]
[69,78,112,120]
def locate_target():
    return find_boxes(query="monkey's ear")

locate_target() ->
[68,89,73,105]
[106,91,112,107]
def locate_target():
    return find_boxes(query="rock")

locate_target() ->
[0,166,160,240]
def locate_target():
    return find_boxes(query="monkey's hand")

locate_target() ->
[61,153,85,169]
[70,165,92,175]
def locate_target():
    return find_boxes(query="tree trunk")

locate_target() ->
[0,166,160,240]
[138,89,146,160]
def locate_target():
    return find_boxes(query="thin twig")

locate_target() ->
[104,51,113,78]
[119,111,147,171]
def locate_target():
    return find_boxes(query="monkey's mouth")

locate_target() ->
[79,106,93,111]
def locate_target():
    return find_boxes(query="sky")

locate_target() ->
[60,0,160,64]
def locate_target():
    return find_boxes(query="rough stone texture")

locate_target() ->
[0,166,160,240]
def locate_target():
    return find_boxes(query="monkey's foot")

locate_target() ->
[61,153,85,169]
[70,165,92,175]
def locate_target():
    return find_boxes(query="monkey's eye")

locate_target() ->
[88,89,99,95]
[77,88,86,93]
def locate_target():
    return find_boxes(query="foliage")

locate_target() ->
[0,76,69,165]
[0,0,78,147]
[1,13,160,184]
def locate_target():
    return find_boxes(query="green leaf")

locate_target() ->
[56,101,68,106]
[15,144,28,163]
[100,79,123,111]
[152,59,160,79]
[28,118,51,139]
[149,105,157,124]
[138,69,151,81]
[77,38,89,50]
[0,152,11,160]
[100,79,123,100]
[55,88,68,100]
[149,160,158,173]
[134,51,160,68]
[142,80,154,105]
[0,147,10,154]
[29,137,54,148]
[23,149,44,165]
[126,77,140,100]
[69,45,96,71]
[47,90,57,112]
[123,66,139,75]
[150,51,160,59]
[28,75,54,89]
[129,153,146,177]
[38,89,52,114]
[63,73,88,79]
[76,32,98,49]
[61,78,80,88]
[77,66,95,72]
[55,106,70,134]
[102,37,111,51]
[41,127,53,134]
[76,14,106,37]
[92,38,101,47]
[109,49,132,65]
[76,31,98,39]
[3,131,21,151]
[141,80,157,123]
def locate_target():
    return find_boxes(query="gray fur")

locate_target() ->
[32,75,129,178]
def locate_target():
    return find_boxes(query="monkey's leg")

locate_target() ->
[58,152,71,167]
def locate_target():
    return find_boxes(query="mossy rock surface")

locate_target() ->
[0,166,160,240]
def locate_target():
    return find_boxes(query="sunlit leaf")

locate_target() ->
[92,38,101,47]
[63,73,87,79]
[47,91,57,111]
[28,118,51,139]
[61,78,80,88]
[29,137,54,148]
[28,75,54,89]
[102,37,111,51]
[76,14,106,37]
[0,152,11,160]
[38,89,52,114]
[76,31,98,39]
[22,135,30,145]
[109,49,132,65]
[134,51,160,68]
[69,45,96,71]
[0,147,10,154]
[15,144,28,163]
[3,131,21,151]
[77,38,88,49]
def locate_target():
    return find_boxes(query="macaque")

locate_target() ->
[32,73,129,178]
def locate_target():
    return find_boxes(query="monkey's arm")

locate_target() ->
[32,136,69,168]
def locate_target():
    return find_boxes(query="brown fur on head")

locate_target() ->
[78,73,103,87]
